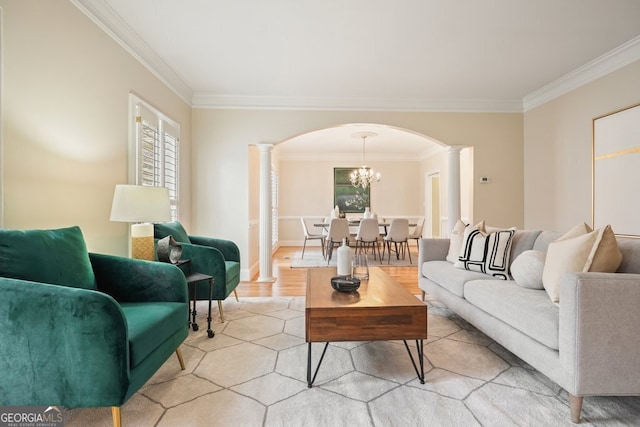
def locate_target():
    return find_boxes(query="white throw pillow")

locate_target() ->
[510,250,546,289]
[446,219,485,263]
[454,224,516,279]
[542,223,622,303]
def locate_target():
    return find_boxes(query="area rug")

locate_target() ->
[64,297,640,426]
[290,248,418,268]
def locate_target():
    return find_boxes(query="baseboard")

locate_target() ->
[241,262,258,281]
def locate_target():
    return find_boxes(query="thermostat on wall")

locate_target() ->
[480,176,490,184]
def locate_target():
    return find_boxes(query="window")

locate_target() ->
[130,95,180,220]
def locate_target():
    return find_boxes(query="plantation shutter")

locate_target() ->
[138,115,160,187]
[134,100,180,220]
[163,122,179,220]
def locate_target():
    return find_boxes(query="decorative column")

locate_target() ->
[257,144,275,282]
[446,146,462,237]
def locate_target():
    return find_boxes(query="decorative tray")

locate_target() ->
[330,276,361,292]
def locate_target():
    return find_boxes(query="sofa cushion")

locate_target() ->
[532,231,563,252]
[510,230,543,262]
[422,260,491,297]
[542,223,622,303]
[120,302,186,368]
[616,236,640,274]
[446,220,485,263]
[0,226,97,290]
[510,250,545,289]
[464,279,560,350]
[454,225,515,279]
[154,221,191,244]
[446,220,466,263]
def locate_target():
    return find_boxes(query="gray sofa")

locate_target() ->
[418,230,640,423]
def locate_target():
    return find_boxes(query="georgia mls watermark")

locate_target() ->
[0,406,64,427]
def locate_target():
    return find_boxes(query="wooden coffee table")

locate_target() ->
[305,267,428,387]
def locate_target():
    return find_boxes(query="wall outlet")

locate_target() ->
[480,176,490,184]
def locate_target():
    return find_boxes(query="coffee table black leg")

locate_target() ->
[307,342,330,388]
[403,339,425,384]
[206,278,214,338]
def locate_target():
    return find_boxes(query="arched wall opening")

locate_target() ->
[247,122,474,280]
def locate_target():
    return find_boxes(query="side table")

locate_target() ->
[175,260,215,338]
[185,272,215,338]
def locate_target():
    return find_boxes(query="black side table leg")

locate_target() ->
[206,278,214,338]
[190,283,198,331]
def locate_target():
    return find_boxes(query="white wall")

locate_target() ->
[0,0,192,255]
[524,60,640,232]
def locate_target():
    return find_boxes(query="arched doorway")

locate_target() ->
[253,123,468,281]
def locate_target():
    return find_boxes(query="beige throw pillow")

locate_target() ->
[446,220,485,263]
[542,223,622,303]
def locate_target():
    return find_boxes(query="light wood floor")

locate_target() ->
[236,246,420,297]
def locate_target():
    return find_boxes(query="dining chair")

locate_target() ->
[382,218,412,264]
[300,217,325,259]
[408,217,425,250]
[354,218,382,261]
[325,218,350,263]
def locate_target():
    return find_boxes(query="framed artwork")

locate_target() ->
[334,168,370,213]
[592,102,640,237]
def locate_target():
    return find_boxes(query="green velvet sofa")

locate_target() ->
[0,226,188,427]
[154,221,240,322]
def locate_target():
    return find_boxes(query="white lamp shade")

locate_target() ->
[110,184,171,223]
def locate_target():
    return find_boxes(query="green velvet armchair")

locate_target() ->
[0,226,188,427]
[154,221,241,322]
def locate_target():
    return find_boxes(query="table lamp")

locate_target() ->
[110,184,171,260]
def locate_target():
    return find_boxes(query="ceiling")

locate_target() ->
[74,0,640,156]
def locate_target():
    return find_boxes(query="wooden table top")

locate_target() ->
[305,267,423,310]
[305,267,427,342]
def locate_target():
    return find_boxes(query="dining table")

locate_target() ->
[313,219,417,235]
[314,219,418,263]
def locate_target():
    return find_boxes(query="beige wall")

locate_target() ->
[192,109,523,278]
[523,60,640,232]
[0,0,192,255]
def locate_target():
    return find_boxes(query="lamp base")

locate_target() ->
[131,223,155,260]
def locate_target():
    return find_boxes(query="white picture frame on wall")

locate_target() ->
[592,102,640,237]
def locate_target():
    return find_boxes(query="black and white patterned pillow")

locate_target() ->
[454,225,515,279]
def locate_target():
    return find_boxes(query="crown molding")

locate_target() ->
[72,0,639,114]
[70,0,519,113]
[71,0,193,104]
[191,93,523,113]
[523,36,640,112]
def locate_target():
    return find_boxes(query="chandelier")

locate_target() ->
[350,132,381,189]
